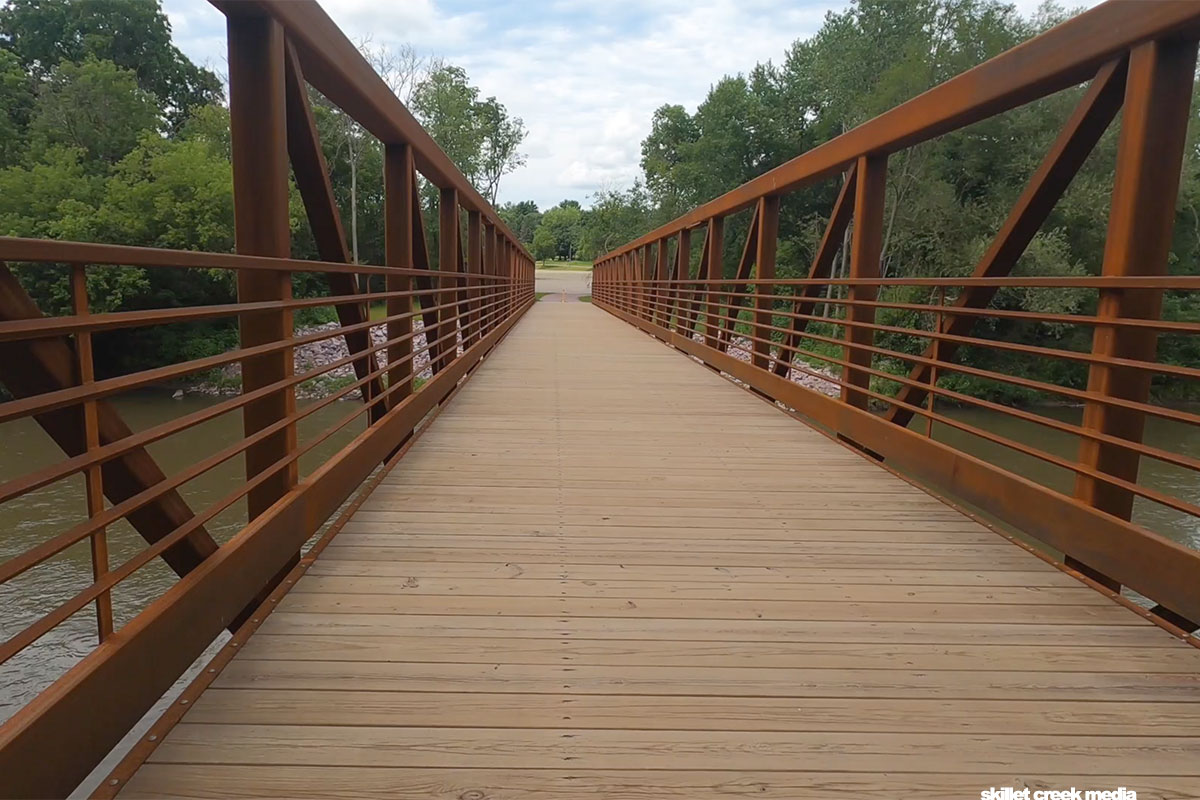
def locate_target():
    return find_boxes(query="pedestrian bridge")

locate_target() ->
[3,1,1200,798]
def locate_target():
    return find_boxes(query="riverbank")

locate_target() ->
[185,321,840,401]
[189,319,439,401]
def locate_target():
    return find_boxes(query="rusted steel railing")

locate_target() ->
[0,2,533,797]
[595,2,1200,634]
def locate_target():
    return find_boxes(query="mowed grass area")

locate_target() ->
[536,260,592,271]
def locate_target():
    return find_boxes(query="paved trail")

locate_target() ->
[535,268,590,301]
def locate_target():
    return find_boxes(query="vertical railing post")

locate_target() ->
[1071,39,1198,588]
[676,228,691,336]
[842,154,888,410]
[384,143,414,406]
[70,263,113,642]
[655,237,669,328]
[467,211,482,348]
[635,246,646,320]
[628,252,636,314]
[227,13,297,523]
[438,187,459,372]
[751,196,780,370]
[621,254,630,312]
[484,223,497,334]
[503,238,513,318]
[927,285,945,438]
[704,217,724,349]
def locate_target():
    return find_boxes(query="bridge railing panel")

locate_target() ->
[0,2,534,797]
[594,3,1200,637]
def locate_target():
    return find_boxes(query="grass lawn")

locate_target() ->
[535,292,551,301]
[580,295,592,303]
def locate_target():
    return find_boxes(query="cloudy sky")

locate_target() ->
[162,0,1091,211]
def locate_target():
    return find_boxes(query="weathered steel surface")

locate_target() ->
[0,267,220,578]
[594,5,1200,634]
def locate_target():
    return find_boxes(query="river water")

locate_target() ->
[0,393,363,723]
[1,394,1198,724]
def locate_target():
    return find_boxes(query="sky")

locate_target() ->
[162,0,1095,212]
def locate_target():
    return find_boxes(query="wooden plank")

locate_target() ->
[119,766,1200,800]
[234,636,1198,673]
[274,593,1139,625]
[120,303,1200,799]
[256,613,1176,646]
[304,561,1087,586]
[316,547,1047,570]
[289,577,1105,603]
[185,689,1200,735]
[334,523,1007,541]
[148,725,1200,773]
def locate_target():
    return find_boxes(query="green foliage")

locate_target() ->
[94,128,234,252]
[28,57,159,166]
[0,48,34,166]
[0,4,525,380]
[0,0,222,129]
[410,65,527,205]
[589,0,1200,405]
[579,185,652,260]
[498,199,541,247]
[535,200,584,260]
[531,226,556,261]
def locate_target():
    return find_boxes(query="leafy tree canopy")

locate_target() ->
[0,0,222,129]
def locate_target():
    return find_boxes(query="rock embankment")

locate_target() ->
[191,318,450,400]
[707,333,841,397]
[189,321,838,401]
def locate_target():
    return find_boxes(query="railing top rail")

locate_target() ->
[597,0,1200,261]
[0,236,503,280]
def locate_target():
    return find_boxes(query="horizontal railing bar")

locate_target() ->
[0,293,516,587]
[0,235,510,280]
[629,283,1200,381]
[0,285,519,423]
[0,287,517,506]
[619,274,1200,289]
[0,282,519,342]
[602,294,1200,516]
[691,285,1200,335]
[0,290,532,664]
[622,291,1200,432]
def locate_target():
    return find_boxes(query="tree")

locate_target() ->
[532,226,556,261]
[412,65,485,185]
[27,57,159,167]
[0,49,34,167]
[477,97,526,204]
[411,64,527,204]
[540,200,583,260]
[313,39,442,264]
[0,0,222,129]
[498,200,541,247]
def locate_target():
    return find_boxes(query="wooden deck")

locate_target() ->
[122,303,1200,799]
